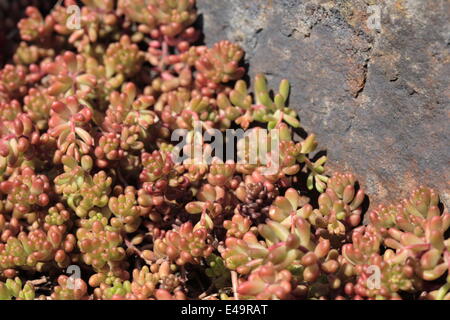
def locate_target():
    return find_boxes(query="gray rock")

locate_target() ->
[197,0,450,209]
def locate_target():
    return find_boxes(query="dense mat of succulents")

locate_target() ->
[0,0,448,300]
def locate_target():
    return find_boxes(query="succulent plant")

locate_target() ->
[51,0,80,36]
[18,6,53,42]
[129,261,185,299]
[0,64,29,99]
[92,275,133,300]
[54,157,112,218]
[425,283,450,300]
[0,0,446,301]
[76,219,126,275]
[13,42,55,66]
[370,186,442,235]
[352,251,419,300]
[206,254,231,289]
[119,0,197,37]
[0,166,50,221]
[48,96,94,164]
[195,41,245,91]
[0,114,40,177]
[140,150,176,184]
[267,188,311,227]
[237,263,294,300]
[0,226,75,271]
[109,186,142,233]
[51,275,89,300]
[154,222,213,265]
[105,35,145,80]
[342,224,382,266]
[68,2,118,54]
[42,52,97,99]
[24,88,55,130]
[223,213,253,239]
[206,158,236,187]
[311,172,366,237]
[0,100,22,122]
[186,184,239,233]
[0,277,35,300]
[253,75,301,129]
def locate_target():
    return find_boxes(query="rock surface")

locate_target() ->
[197,0,450,209]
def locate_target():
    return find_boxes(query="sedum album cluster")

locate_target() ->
[0,0,448,300]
